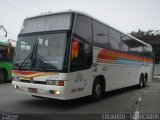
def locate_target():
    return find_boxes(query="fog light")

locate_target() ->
[13,85,19,89]
[55,91,60,95]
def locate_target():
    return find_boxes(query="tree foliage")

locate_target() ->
[130,29,160,38]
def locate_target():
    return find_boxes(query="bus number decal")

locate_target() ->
[71,87,84,93]
[75,73,83,83]
[102,67,107,71]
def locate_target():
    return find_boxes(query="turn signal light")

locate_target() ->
[58,80,64,86]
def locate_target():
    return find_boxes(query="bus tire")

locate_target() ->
[138,75,144,89]
[92,79,102,102]
[0,70,7,83]
[144,74,148,87]
[143,76,147,87]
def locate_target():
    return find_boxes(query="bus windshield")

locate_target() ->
[13,33,67,71]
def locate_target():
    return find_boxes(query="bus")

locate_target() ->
[12,11,153,101]
[0,40,14,83]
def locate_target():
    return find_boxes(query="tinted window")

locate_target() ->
[0,45,10,62]
[144,46,153,58]
[128,37,144,56]
[93,21,109,47]
[148,46,153,58]
[121,35,145,56]
[0,45,7,53]
[121,34,130,52]
[21,13,72,34]
[109,28,121,50]
[74,15,92,42]
[137,46,143,56]
[129,38,138,55]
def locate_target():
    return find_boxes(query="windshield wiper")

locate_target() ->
[19,41,38,69]
[18,53,32,69]
[36,55,57,70]
[13,63,21,69]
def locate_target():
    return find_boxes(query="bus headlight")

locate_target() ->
[46,80,64,86]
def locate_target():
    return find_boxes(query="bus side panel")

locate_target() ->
[93,46,152,91]
[102,65,141,91]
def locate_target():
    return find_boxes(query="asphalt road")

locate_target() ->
[0,79,160,119]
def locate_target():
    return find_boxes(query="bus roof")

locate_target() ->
[0,37,16,47]
[24,10,151,47]
[25,10,74,20]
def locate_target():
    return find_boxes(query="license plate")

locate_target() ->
[28,88,38,93]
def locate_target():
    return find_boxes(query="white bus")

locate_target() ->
[12,11,153,101]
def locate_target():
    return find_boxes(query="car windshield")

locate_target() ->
[13,33,67,71]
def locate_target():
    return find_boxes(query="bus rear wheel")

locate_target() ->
[138,75,145,88]
[0,70,7,83]
[92,80,102,102]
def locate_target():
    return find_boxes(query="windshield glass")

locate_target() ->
[13,33,67,71]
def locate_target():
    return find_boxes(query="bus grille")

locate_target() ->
[20,79,46,84]
[33,81,46,84]
[20,79,30,83]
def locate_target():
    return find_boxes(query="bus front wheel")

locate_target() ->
[92,80,102,102]
[0,70,7,83]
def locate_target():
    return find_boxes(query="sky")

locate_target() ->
[0,0,160,40]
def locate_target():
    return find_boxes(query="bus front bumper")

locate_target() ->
[12,81,69,100]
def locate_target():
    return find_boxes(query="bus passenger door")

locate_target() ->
[68,37,93,99]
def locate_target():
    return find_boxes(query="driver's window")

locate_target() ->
[70,37,92,71]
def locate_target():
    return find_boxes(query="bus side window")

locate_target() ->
[0,52,10,62]
[70,37,92,71]
[0,45,10,62]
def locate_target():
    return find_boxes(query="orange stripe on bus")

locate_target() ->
[13,70,39,75]
[97,48,153,63]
